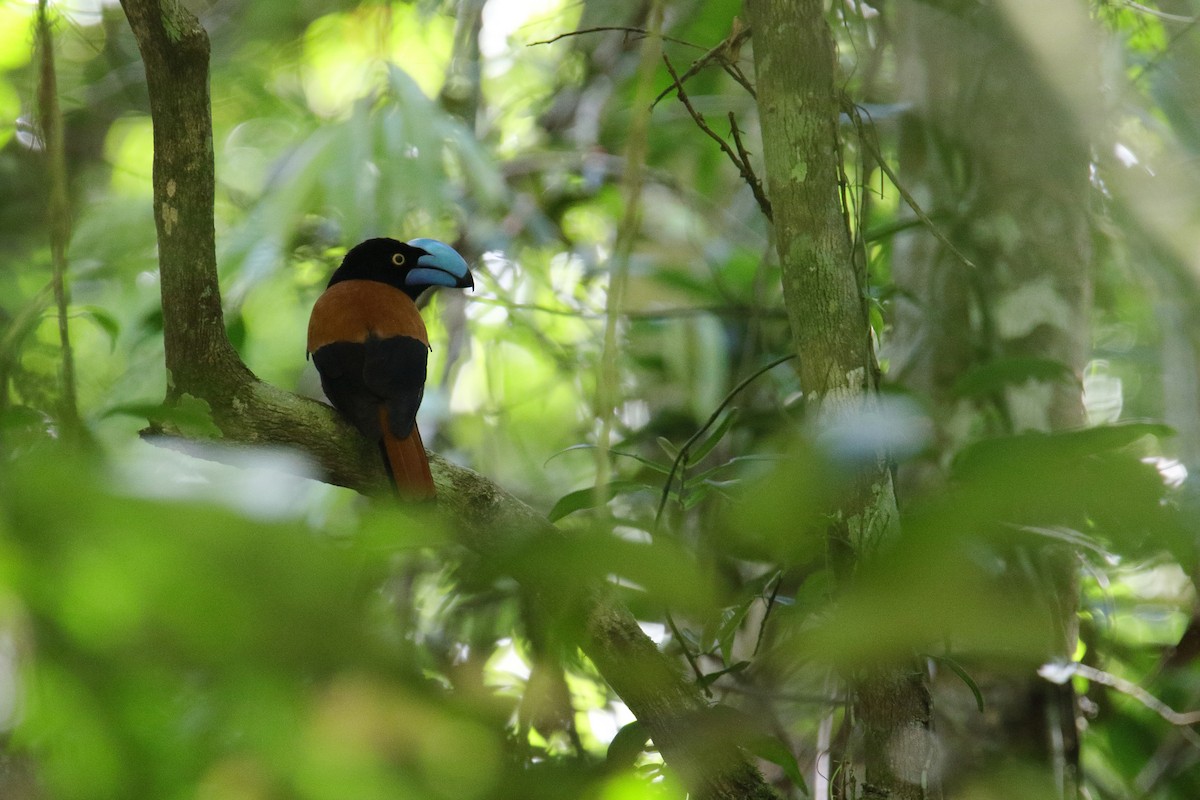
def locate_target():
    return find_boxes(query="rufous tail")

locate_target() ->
[379,408,436,500]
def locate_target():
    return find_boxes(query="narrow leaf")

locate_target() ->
[78,305,120,351]
[545,443,671,474]
[952,356,1077,398]
[698,660,751,689]
[930,655,984,713]
[606,720,649,769]
[954,421,1175,477]
[715,600,755,664]
[691,454,786,484]
[687,408,739,466]
[103,394,221,438]
[749,733,808,793]
[547,481,653,522]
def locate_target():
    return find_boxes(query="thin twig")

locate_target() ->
[595,2,663,518]
[661,54,773,221]
[721,62,757,99]
[655,354,796,527]
[470,296,788,321]
[1125,0,1196,23]
[528,26,704,50]
[666,610,712,698]
[650,19,753,108]
[753,571,783,657]
[1045,662,1200,750]
[727,111,772,220]
[1072,663,1200,728]
[845,99,979,272]
[1131,14,1200,84]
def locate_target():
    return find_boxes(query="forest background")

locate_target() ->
[2,0,1200,798]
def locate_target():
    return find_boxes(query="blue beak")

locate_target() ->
[405,238,473,290]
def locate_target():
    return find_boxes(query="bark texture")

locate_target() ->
[118,2,778,798]
[744,2,930,798]
[744,3,869,398]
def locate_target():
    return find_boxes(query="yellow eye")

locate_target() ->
[391,253,407,267]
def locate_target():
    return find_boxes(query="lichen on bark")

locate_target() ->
[744,1,933,796]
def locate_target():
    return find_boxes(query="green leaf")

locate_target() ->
[606,720,649,769]
[715,601,755,665]
[680,485,705,509]
[545,443,671,475]
[78,305,120,351]
[1060,421,1175,451]
[687,408,739,466]
[545,443,602,464]
[953,421,1175,478]
[708,706,807,793]
[952,357,1077,398]
[652,267,722,300]
[670,622,701,651]
[102,394,221,439]
[868,301,885,336]
[930,655,984,712]
[656,436,679,460]
[546,481,653,522]
[748,732,808,793]
[691,454,786,484]
[225,312,247,352]
[865,215,927,242]
[697,660,750,689]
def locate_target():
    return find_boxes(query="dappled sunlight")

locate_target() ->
[300,5,455,118]
[5,0,1200,797]
[814,393,932,466]
[111,439,329,521]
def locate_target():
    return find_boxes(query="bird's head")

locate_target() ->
[329,237,473,299]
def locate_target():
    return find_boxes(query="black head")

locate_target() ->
[328,237,473,300]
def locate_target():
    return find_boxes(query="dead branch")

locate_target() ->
[661,54,772,221]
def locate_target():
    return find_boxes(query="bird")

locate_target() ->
[307,237,473,500]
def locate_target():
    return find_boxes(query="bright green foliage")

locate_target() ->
[3,0,1200,798]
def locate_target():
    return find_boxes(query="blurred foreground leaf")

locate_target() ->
[0,450,519,799]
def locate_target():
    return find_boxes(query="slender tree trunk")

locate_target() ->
[119,0,249,401]
[744,3,932,798]
[890,2,1093,796]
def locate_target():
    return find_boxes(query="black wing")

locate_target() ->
[311,334,429,440]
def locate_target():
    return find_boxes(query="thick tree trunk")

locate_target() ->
[744,3,931,798]
[890,2,1093,796]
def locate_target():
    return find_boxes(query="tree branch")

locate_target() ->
[528,26,705,51]
[118,2,780,798]
[650,18,753,108]
[660,54,772,221]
